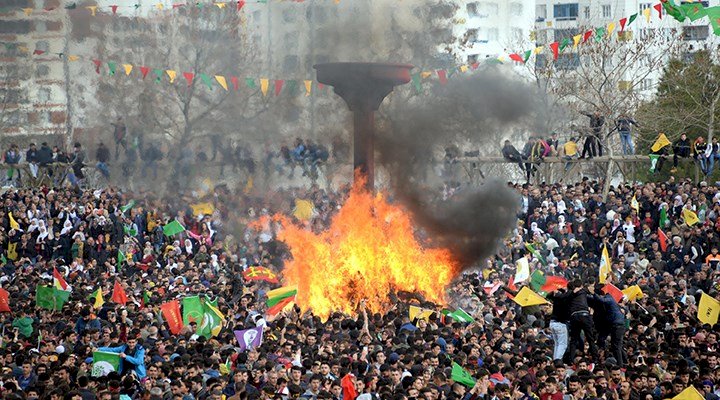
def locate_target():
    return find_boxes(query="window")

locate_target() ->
[35,41,49,52]
[282,55,298,73]
[282,9,296,23]
[683,25,709,40]
[283,32,298,48]
[467,2,479,17]
[481,3,498,16]
[554,28,580,42]
[556,53,580,70]
[35,64,49,77]
[510,2,523,16]
[486,28,499,41]
[37,88,50,102]
[553,3,578,20]
[639,3,652,12]
[583,6,590,18]
[602,4,611,18]
[640,79,653,91]
[536,5,546,20]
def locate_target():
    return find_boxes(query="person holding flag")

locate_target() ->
[96,332,146,379]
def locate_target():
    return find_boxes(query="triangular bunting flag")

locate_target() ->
[607,22,616,36]
[619,17,627,32]
[523,50,532,63]
[86,5,97,15]
[549,42,559,60]
[230,76,239,90]
[110,5,118,13]
[436,70,447,84]
[304,80,312,96]
[644,8,652,22]
[573,34,582,47]
[260,78,269,96]
[411,73,422,93]
[199,73,213,90]
[122,64,133,76]
[509,53,524,63]
[183,72,194,86]
[156,3,164,10]
[153,68,163,83]
[583,30,593,43]
[92,59,102,74]
[140,66,150,79]
[274,79,284,96]
[628,13,638,25]
[215,2,226,8]
[237,0,245,10]
[166,70,177,83]
[215,75,228,91]
[246,77,257,89]
[108,62,117,76]
[67,55,79,62]
[654,3,663,19]
[22,7,33,15]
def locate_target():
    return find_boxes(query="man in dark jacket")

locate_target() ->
[580,111,605,158]
[37,142,53,166]
[547,290,570,361]
[590,284,626,367]
[555,279,598,363]
[616,115,638,155]
[502,140,525,175]
[26,142,39,178]
[96,142,111,178]
[672,133,691,172]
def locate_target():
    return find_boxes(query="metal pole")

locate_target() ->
[353,109,374,191]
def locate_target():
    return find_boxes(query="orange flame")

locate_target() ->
[275,180,459,320]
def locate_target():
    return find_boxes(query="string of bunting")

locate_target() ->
[500,0,720,65]
[1,0,341,16]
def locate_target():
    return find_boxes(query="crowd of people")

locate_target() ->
[0,148,719,400]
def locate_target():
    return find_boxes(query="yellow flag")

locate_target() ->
[93,289,105,309]
[698,292,720,325]
[482,269,495,280]
[513,287,550,307]
[260,78,269,96]
[643,8,651,22]
[123,64,133,75]
[631,195,639,213]
[599,244,611,284]
[7,242,17,261]
[409,305,434,322]
[215,75,228,91]
[459,65,468,73]
[573,34,582,47]
[651,133,671,152]
[304,80,312,96]
[214,2,226,8]
[86,5,97,15]
[68,55,80,62]
[421,71,433,79]
[156,3,164,10]
[22,7,32,15]
[166,70,177,83]
[534,46,543,55]
[622,285,643,301]
[607,22,616,36]
[9,212,19,231]
[190,202,215,217]
[243,177,253,194]
[672,386,706,400]
[683,208,700,226]
[293,199,314,220]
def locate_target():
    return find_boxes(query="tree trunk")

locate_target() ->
[709,95,717,143]
[602,126,614,200]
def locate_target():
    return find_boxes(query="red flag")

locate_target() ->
[483,281,502,296]
[111,281,128,305]
[183,72,194,86]
[436,70,447,85]
[317,83,325,90]
[92,59,102,74]
[658,228,669,252]
[471,62,480,70]
[602,284,623,303]
[230,76,239,90]
[33,49,45,55]
[53,267,69,291]
[110,5,118,14]
[540,276,568,293]
[242,266,279,284]
[172,3,185,8]
[549,42,559,60]
[509,53,524,63]
[0,288,10,313]
[583,30,593,43]
[654,3,662,19]
[341,374,358,400]
[506,275,517,300]
[140,66,150,79]
[237,0,245,10]
[160,300,183,334]
[619,17,627,32]
[274,79,284,96]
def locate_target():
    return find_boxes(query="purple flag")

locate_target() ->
[234,327,264,352]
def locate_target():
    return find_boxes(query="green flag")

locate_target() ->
[246,78,257,89]
[182,295,203,326]
[649,154,660,172]
[411,73,422,94]
[559,38,571,52]
[659,207,669,229]
[525,243,547,266]
[628,13,638,25]
[662,0,686,22]
[199,73,213,90]
[123,225,137,236]
[92,351,121,377]
[197,296,225,338]
[117,250,126,270]
[120,200,135,213]
[108,62,117,76]
[451,362,476,387]
[523,50,532,63]
[35,285,70,311]
[448,308,475,323]
[707,7,720,35]
[681,3,706,21]
[530,270,546,292]
[153,69,163,83]
[163,220,185,236]
[595,27,605,42]
[12,316,33,338]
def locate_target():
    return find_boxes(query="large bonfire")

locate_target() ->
[272,179,459,320]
